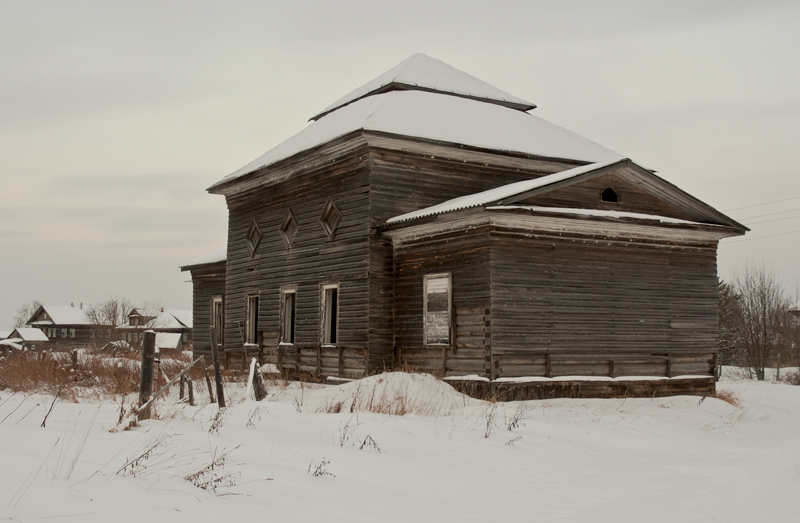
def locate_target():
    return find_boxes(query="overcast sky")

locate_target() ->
[2,0,799,330]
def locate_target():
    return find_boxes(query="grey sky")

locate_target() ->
[2,0,799,329]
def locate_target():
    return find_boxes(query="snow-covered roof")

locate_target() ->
[386,159,625,224]
[487,206,716,226]
[211,91,623,190]
[311,53,536,121]
[11,328,49,341]
[155,332,183,350]
[181,248,226,269]
[32,305,92,326]
[165,309,192,329]
[0,339,23,351]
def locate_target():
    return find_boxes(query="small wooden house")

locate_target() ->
[25,304,102,350]
[182,54,746,397]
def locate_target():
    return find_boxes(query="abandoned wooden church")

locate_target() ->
[182,54,747,397]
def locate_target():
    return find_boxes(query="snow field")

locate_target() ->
[1,371,799,522]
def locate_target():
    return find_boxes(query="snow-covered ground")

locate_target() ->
[1,370,799,522]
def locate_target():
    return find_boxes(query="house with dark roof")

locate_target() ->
[182,54,747,397]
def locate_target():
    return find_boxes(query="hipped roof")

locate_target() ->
[209,55,623,193]
[311,53,536,120]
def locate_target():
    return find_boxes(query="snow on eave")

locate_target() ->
[209,91,624,193]
[180,248,227,270]
[385,159,627,225]
[486,205,727,227]
[310,53,536,121]
[11,328,49,341]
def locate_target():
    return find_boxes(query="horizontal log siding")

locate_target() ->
[188,263,225,356]
[368,138,581,375]
[224,148,372,378]
[490,230,719,378]
[393,229,492,377]
[518,170,698,221]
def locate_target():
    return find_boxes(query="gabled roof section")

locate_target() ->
[209,91,623,193]
[27,304,92,326]
[385,159,749,232]
[10,328,48,342]
[386,159,626,224]
[310,53,536,121]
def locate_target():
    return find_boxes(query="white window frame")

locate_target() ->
[423,273,452,345]
[320,284,339,346]
[280,287,297,345]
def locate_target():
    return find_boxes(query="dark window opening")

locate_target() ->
[212,297,224,346]
[601,187,619,203]
[322,286,338,345]
[246,295,259,346]
[281,291,296,344]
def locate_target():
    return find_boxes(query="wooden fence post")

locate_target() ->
[203,363,216,403]
[209,327,226,408]
[179,374,185,400]
[138,330,156,420]
[188,378,194,407]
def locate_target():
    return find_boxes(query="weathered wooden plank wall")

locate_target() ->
[187,262,225,356]
[490,228,718,378]
[393,228,492,377]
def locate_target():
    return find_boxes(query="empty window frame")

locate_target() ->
[245,294,260,347]
[211,296,224,346]
[424,273,452,345]
[321,285,339,345]
[280,289,297,344]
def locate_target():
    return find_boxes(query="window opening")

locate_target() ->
[280,290,297,344]
[601,187,619,203]
[212,297,224,346]
[424,274,452,345]
[321,285,338,345]
[246,295,260,347]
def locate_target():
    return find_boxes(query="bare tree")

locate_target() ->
[85,296,135,345]
[13,300,42,328]
[728,265,791,380]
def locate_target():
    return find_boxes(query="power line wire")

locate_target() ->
[738,207,800,220]
[722,228,800,244]
[724,195,800,213]
[746,215,800,226]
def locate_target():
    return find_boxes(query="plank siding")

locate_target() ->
[223,148,372,376]
[185,261,226,355]
[489,228,719,378]
[393,229,492,377]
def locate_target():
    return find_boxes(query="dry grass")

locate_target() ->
[712,388,741,408]
[0,350,242,401]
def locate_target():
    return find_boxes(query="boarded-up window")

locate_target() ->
[280,290,296,344]
[424,274,451,345]
[321,285,338,345]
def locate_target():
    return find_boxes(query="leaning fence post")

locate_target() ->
[209,327,226,408]
[179,374,186,400]
[138,330,156,420]
[203,363,215,403]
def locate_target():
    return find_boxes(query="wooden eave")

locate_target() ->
[310,82,537,121]
[379,205,743,247]
[495,159,749,233]
[207,131,371,197]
